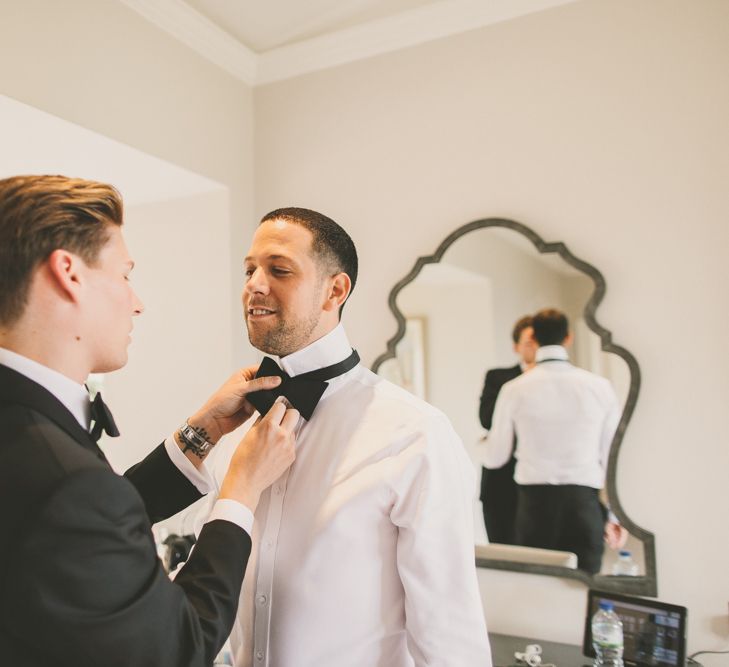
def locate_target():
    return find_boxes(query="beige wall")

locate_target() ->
[102,192,233,474]
[2,0,728,653]
[0,0,257,367]
[253,0,729,649]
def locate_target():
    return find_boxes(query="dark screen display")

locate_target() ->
[585,593,687,667]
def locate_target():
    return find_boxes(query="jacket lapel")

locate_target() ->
[0,364,108,462]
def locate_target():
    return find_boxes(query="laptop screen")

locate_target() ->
[583,590,688,667]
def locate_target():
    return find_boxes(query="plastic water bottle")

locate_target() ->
[592,601,624,667]
[612,550,639,576]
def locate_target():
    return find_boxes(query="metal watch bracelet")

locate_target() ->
[178,420,215,458]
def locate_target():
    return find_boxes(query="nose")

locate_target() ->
[244,266,270,296]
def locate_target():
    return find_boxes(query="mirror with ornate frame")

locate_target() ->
[372,219,656,596]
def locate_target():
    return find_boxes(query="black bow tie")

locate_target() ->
[246,349,360,421]
[90,391,120,441]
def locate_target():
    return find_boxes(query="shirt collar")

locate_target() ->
[535,345,570,363]
[0,347,91,430]
[275,324,353,377]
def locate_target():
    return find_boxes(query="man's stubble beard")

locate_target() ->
[246,306,322,358]
[246,271,328,357]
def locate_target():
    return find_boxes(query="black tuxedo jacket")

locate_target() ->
[0,364,251,667]
[478,364,521,544]
[478,364,521,431]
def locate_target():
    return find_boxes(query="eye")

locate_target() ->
[271,267,290,276]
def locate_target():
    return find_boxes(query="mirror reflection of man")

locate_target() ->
[478,315,536,544]
[205,208,491,667]
[0,175,299,666]
[483,308,620,573]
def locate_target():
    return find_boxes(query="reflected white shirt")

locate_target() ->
[205,325,491,667]
[0,347,252,534]
[483,345,620,488]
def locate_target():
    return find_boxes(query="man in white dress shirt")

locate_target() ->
[206,208,491,667]
[483,308,620,574]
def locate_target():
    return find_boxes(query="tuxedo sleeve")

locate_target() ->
[478,370,501,430]
[3,467,250,667]
[125,442,203,523]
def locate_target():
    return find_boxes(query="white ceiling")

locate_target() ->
[183,0,443,52]
[118,0,578,85]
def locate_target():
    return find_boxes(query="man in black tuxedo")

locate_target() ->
[478,316,536,544]
[0,175,299,666]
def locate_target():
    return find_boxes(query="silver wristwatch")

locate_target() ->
[177,420,215,458]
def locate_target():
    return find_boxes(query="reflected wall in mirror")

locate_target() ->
[373,219,656,595]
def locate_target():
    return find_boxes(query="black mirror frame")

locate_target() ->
[371,218,656,596]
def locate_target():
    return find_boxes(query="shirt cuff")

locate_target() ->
[207,498,254,535]
[164,434,215,494]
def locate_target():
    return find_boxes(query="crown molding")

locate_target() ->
[118,0,257,84]
[119,0,578,87]
[256,0,577,85]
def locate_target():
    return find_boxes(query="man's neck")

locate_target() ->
[274,324,351,377]
[0,325,89,384]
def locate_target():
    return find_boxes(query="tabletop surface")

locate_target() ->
[490,633,589,667]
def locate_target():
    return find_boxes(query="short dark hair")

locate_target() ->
[511,315,534,344]
[0,174,123,326]
[260,207,358,316]
[532,308,569,346]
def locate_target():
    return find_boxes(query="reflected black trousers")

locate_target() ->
[515,484,606,574]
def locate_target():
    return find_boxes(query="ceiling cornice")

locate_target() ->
[118,0,258,84]
[257,0,577,85]
[119,0,577,87]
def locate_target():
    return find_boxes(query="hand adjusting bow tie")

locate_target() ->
[90,391,121,441]
[246,349,360,421]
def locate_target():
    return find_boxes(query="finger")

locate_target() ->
[280,408,301,434]
[244,375,283,393]
[260,400,287,424]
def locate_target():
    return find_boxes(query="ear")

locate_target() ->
[46,249,85,303]
[322,272,352,313]
[563,332,574,348]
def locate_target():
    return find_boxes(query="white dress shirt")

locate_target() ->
[483,345,620,488]
[204,325,491,667]
[0,347,252,534]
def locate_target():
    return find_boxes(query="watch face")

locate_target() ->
[180,422,212,457]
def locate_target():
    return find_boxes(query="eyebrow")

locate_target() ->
[244,254,296,264]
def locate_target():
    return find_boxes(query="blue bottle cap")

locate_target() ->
[619,550,631,557]
[599,601,614,611]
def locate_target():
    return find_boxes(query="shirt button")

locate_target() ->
[257,593,268,605]
[256,650,264,661]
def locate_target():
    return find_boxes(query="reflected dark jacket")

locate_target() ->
[478,364,521,544]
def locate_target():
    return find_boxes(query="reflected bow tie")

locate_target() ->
[90,391,120,441]
[246,349,360,421]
